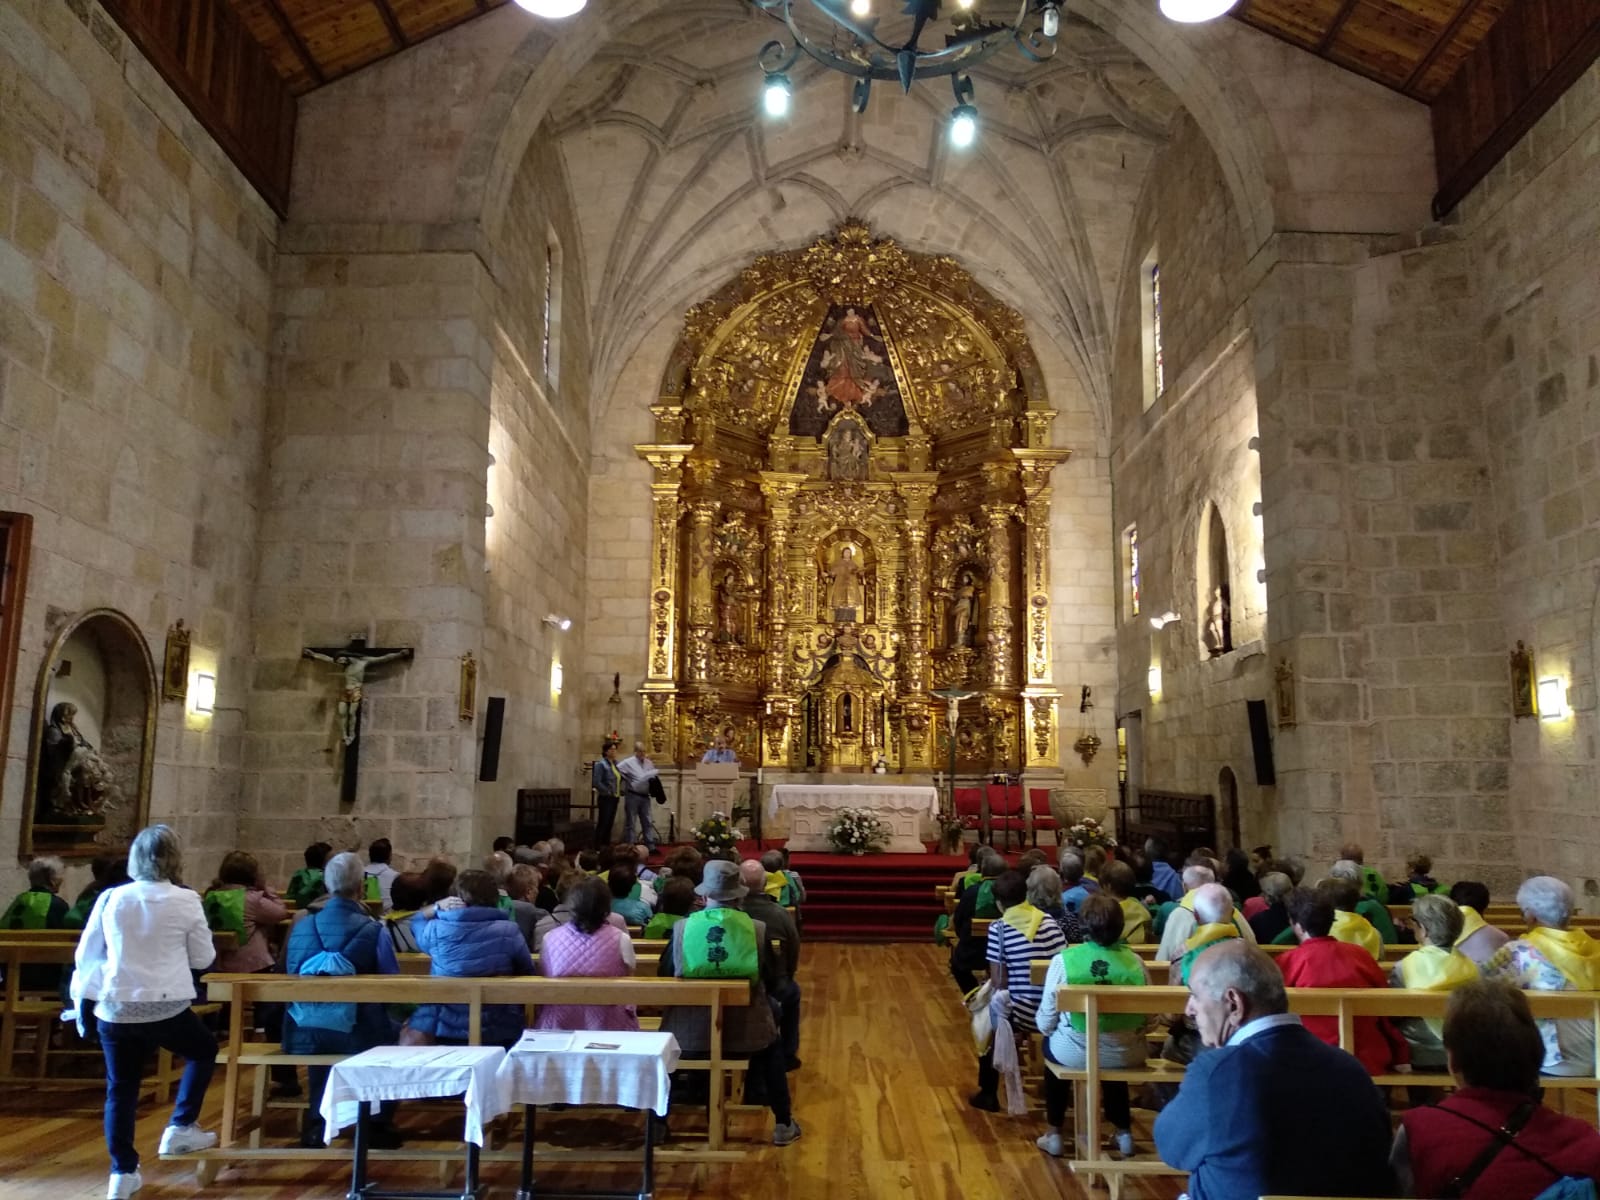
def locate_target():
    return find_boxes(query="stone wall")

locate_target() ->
[1110,115,1273,847]
[0,0,276,895]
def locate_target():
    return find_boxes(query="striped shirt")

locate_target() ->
[986,912,1067,1030]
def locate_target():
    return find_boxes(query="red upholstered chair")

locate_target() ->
[952,787,987,844]
[987,782,1026,851]
[1028,788,1061,847]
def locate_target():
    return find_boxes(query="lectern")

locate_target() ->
[691,761,741,834]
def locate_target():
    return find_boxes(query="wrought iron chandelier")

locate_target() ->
[748,0,1065,145]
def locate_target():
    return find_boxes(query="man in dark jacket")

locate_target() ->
[740,859,801,1068]
[1154,941,1394,1200]
[282,851,400,1148]
[949,851,1003,994]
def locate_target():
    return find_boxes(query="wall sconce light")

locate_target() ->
[1537,677,1565,719]
[543,614,572,631]
[551,661,564,696]
[1147,665,1162,697]
[1149,611,1179,630]
[192,672,217,715]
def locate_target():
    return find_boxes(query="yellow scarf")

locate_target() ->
[763,871,787,901]
[1001,902,1046,943]
[1120,897,1151,945]
[1525,927,1600,990]
[1398,945,1479,991]
[1456,905,1488,944]
[1179,891,1198,912]
[1185,922,1240,955]
[1331,909,1383,960]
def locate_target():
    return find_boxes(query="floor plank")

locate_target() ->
[0,944,1182,1199]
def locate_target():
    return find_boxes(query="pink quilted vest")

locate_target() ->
[533,923,639,1032]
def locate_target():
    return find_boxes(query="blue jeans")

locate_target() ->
[622,792,657,848]
[100,1009,217,1173]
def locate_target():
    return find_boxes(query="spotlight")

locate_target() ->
[949,104,977,148]
[513,0,587,17]
[1538,677,1566,719]
[763,72,792,118]
[1149,610,1180,630]
[1158,0,1239,22]
[1041,3,1060,37]
[192,672,216,715]
[543,614,572,632]
[849,0,871,15]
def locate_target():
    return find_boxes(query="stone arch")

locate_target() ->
[463,0,1288,258]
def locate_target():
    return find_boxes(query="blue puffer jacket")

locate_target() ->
[410,905,535,1045]
[284,895,399,1048]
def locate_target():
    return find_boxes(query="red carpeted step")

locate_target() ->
[784,849,965,942]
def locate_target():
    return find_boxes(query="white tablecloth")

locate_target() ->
[320,1045,509,1146]
[495,1031,679,1116]
[766,783,939,852]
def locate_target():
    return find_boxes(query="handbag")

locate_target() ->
[1437,1099,1595,1200]
[965,979,994,1055]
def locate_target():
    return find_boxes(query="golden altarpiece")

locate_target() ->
[636,224,1068,779]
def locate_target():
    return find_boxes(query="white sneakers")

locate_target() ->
[1035,1130,1064,1157]
[1113,1129,1136,1157]
[157,1123,218,1155]
[106,1170,142,1199]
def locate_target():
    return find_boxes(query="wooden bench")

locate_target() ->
[1046,984,1600,1199]
[192,972,754,1183]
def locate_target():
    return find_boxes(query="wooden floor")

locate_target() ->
[0,944,1181,1199]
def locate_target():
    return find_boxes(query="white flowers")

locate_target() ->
[826,806,891,855]
[1068,816,1116,850]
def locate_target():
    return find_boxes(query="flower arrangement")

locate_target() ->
[825,806,892,855]
[693,811,742,856]
[1067,816,1117,851]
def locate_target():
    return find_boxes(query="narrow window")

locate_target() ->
[1139,247,1163,410]
[1124,523,1141,619]
[542,230,563,391]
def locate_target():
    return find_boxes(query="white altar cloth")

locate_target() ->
[766,783,939,853]
[320,1044,508,1146]
[497,1030,679,1116]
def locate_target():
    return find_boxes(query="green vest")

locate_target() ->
[497,894,514,915]
[1178,929,1239,986]
[1408,881,1448,897]
[643,911,685,940]
[973,880,1000,919]
[65,885,102,929]
[203,887,247,937]
[1151,900,1179,941]
[1356,897,1398,944]
[1359,865,1387,903]
[680,908,759,979]
[3,890,54,930]
[1271,924,1298,946]
[1061,943,1145,1033]
[287,867,325,907]
[363,874,382,903]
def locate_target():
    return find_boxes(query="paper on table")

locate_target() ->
[511,1030,576,1054]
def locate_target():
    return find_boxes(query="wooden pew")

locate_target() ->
[1046,984,1600,1200]
[193,972,754,1180]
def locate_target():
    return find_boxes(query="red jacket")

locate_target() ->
[1278,936,1408,1074]
[1401,1088,1600,1198]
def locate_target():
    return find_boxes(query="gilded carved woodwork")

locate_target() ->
[635,224,1068,776]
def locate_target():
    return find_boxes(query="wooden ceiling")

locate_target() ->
[1233,0,1514,101]
[223,0,510,94]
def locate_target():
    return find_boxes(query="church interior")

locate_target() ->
[2,0,1600,1196]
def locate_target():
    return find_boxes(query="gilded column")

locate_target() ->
[895,474,938,769]
[1015,437,1070,772]
[684,495,720,687]
[635,444,692,759]
[759,472,805,767]
[980,463,1020,692]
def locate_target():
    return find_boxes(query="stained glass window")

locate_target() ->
[1128,524,1141,618]
[1150,262,1164,398]
[542,241,555,383]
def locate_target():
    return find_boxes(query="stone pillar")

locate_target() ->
[636,445,690,759]
[1017,446,1070,772]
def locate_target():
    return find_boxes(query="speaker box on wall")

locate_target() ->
[479,697,505,782]
[1246,699,1276,786]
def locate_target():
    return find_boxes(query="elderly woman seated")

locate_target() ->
[408,869,535,1048]
[1248,870,1294,945]
[1449,880,1511,967]
[1390,894,1479,1071]
[1035,893,1149,1158]
[533,877,639,1032]
[1483,875,1600,1076]
[1392,979,1600,1197]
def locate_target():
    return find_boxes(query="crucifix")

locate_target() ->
[303,636,414,804]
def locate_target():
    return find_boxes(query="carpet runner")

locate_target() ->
[783,849,966,942]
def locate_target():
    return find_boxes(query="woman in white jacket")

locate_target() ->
[73,824,219,1199]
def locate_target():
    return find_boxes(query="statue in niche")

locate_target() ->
[715,569,744,644]
[37,702,122,818]
[827,420,870,482]
[1202,586,1232,657]
[826,545,864,613]
[841,694,854,732]
[951,572,977,647]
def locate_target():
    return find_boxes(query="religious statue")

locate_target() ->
[826,545,864,613]
[827,420,870,482]
[37,702,121,818]
[715,569,744,644]
[951,572,977,647]
[303,638,415,746]
[1202,586,1232,656]
[813,307,888,414]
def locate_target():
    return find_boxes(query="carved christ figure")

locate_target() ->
[303,642,414,744]
[827,545,864,612]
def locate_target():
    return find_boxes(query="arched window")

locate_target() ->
[1198,502,1232,656]
[1139,247,1162,411]
[542,228,563,391]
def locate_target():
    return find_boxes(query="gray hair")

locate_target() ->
[1181,864,1216,892]
[511,847,539,866]
[1057,845,1083,874]
[1517,876,1575,930]
[129,824,183,883]
[1412,894,1464,948]
[323,851,364,898]
[1259,871,1293,903]
[1190,941,1288,1015]
[1027,866,1064,911]
[27,856,64,890]
[979,850,1006,878]
[483,851,514,885]
[1192,882,1235,926]
[1329,859,1363,884]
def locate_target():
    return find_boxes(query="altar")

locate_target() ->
[766,782,939,853]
